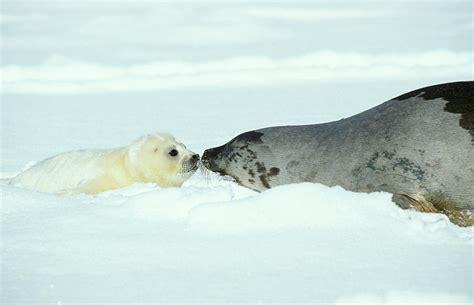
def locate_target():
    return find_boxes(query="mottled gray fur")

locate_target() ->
[202,82,474,215]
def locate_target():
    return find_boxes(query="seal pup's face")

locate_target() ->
[202,131,279,192]
[127,133,199,187]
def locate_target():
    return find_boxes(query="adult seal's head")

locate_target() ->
[202,130,272,186]
[202,81,474,226]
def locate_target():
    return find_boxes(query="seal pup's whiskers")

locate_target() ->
[8,133,199,194]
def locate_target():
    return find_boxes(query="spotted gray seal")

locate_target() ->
[202,81,474,226]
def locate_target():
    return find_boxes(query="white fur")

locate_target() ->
[8,133,198,194]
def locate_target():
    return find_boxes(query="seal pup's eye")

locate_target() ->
[169,149,178,157]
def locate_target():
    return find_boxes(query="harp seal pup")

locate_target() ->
[202,81,474,226]
[5,133,200,195]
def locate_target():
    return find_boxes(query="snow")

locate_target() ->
[1,0,473,304]
[1,177,472,303]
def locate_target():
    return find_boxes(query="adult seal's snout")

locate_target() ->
[202,145,228,163]
[202,147,220,170]
[201,81,474,226]
[202,148,218,161]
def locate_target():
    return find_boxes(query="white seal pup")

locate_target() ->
[202,81,474,226]
[6,133,200,194]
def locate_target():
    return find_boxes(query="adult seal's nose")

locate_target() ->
[202,150,210,161]
[202,144,226,161]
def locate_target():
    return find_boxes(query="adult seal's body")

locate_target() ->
[202,81,474,226]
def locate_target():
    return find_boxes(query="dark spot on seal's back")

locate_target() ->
[394,81,474,142]
[366,151,425,181]
[269,167,280,176]
[445,101,474,143]
[367,152,385,171]
[287,160,299,168]
[259,175,271,189]
[239,145,258,161]
[382,151,395,159]
[392,157,425,181]
[251,162,279,189]
[228,153,237,162]
[235,131,264,144]
[255,162,266,173]
[286,160,300,173]
[394,81,472,104]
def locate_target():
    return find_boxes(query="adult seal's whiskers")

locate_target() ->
[202,81,474,226]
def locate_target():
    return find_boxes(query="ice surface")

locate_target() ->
[1,171,472,303]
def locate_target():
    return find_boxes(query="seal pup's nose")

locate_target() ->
[192,154,200,161]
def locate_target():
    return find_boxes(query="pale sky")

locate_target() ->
[1,0,472,94]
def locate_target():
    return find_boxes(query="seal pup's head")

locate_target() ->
[127,133,199,187]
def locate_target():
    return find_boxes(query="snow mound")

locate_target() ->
[3,173,469,239]
[186,183,464,235]
[1,172,472,303]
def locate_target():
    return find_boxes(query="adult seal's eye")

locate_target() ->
[169,149,178,157]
